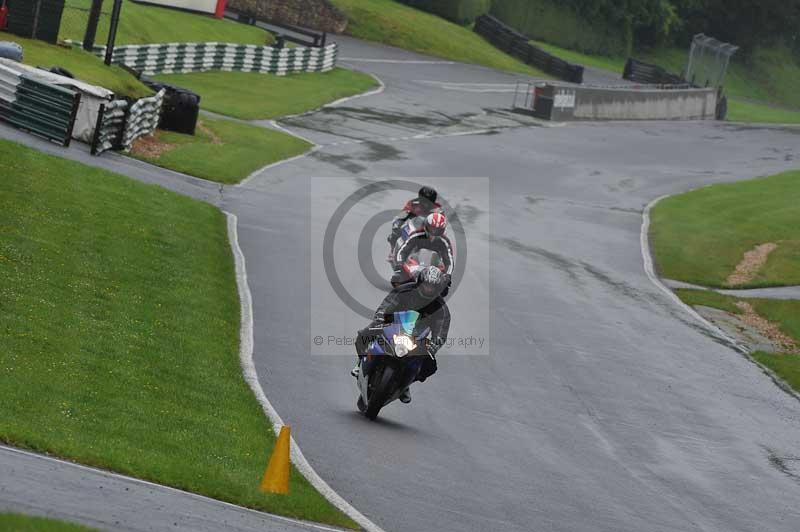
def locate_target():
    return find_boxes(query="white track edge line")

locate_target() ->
[339,58,456,64]
[327,74,386,108]
[0,444,343,532]
[225,212,386,532]
[641,196,749,353]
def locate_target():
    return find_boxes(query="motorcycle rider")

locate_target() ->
[394,212,454,279]
[352,266,451,404]
[387,186,442,250]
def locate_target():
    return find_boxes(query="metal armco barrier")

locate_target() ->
[91,98,128,155]
[0,62,80,146]
[474,15,584,84]
[121,89,165,151]
[68,41,338,76]
[527,83,718,121]
[623,58,686,86]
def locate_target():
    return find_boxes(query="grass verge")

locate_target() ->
[0,514,97,532]
[753,352,800,393]
[0,139,355,529]
[61,0,271,45]
[0,32,151,99]
[650,170,800,288]
[130,117,311,184]
[674,288,743,315]
[725,100,800,124]
[530,40,800,124]
[330,0,546,76]
[154,68,377,120]
[675,289,800,394]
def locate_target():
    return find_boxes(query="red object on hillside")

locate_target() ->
[214,0,226,19]
[0,3,8,30]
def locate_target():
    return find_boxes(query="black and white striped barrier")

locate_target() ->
[68,41,338,76]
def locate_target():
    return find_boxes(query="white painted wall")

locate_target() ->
[134,0,218,15]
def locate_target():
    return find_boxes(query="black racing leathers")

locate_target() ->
[394,233,454,276]
[356,283,451,382]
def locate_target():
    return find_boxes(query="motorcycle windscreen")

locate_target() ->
[395,310,420,335]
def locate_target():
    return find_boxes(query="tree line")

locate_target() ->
[573,0,800,53]
[400,0,800,55]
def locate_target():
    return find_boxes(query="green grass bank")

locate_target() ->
[0,514,98,532]
[60,0,271,45]
[0,140,355,529]
[130,117,311,184]
[0,32,151,99]
[330,0,546,76]
[155,68,377,120]
[650,170,800,288]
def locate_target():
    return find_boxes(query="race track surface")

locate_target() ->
[2,35,800,532]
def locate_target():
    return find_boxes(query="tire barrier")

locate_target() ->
[90,98,128,155]
[623,58,686,86]
[67,40,338,76]
[140,78,201,135]
[521,83,718,121]
[474,14,584,83]
[0,59,80,146]
[121,89,165,151]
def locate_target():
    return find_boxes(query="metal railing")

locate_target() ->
[623,58,687,86]
[225,8,328,48]
[0,60,81,146]
[474,15,584,84]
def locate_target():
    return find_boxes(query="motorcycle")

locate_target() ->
[391,248,446,287]
[356,310,432,420]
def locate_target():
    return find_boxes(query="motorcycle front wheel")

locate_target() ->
[365,366,395,421]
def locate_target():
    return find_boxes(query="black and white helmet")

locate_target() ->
[417,265,447,299]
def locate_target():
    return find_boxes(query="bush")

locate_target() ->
[398,0,491,25]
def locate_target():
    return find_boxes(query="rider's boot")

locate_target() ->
[399,387,411,403]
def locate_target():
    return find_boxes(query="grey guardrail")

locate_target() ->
[0,62,81,146]
[67,40,338,76]
[474,14,584,84]
[523,83,718,121]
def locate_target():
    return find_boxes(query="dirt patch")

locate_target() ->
[130,131,177,160]
[727,243,778,286]
[197,120,223,145]
[734,301,799,353]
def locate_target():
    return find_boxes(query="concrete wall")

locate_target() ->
[134,0,219,15]
[535,84,718,121]
[228,0,348,33]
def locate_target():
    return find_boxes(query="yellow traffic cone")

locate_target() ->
[260,425,291,494]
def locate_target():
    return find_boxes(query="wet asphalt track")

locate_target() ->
[2,35,800,532]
